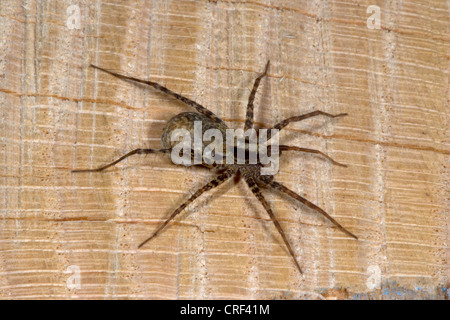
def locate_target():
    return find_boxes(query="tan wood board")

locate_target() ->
[0,0,448,299]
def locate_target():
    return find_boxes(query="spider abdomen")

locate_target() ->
[162,112,229,167]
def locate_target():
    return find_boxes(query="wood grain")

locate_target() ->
[0,0,448,299]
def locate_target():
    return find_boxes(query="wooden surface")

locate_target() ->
[0,0,448,299]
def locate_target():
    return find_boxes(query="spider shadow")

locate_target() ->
[269,117,339,145]
[150,166,238,240]
[268,117,346,228]
[234,181,295,260]
[115,76,201,117]
[271,184,338,236]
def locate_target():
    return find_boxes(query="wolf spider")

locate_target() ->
[72,61,357,274]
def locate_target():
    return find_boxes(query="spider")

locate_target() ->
[72,61,357,274]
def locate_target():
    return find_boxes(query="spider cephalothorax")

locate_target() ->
[73,61,357,274]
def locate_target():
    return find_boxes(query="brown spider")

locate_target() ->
[72,61,357,274]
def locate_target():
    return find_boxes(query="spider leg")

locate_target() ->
[71,148,171,172]
[244,60,270,131]
[275,145,347,167]
[267,110,347,140]
[244,176,303,274]
[90,64,225,125]
[138,167,235,248]
[268,180,357,239]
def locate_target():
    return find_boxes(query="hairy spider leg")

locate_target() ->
[90,64,225,125]
[267,180,357,240]
[245,176,303,274]
[267,110,348,140]
[244,60,270,131]
[276,145,347,167]
[71,148,171,172]
[138,167,236,248]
